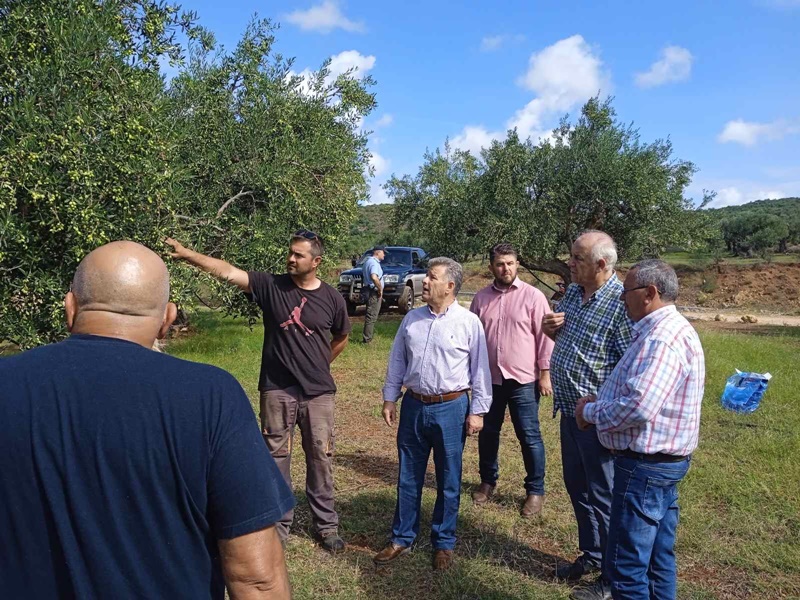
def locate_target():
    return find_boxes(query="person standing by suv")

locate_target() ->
[470,243,554,518]
[362,245,385,344]
[166,231,351,553]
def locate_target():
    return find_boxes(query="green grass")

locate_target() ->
[168,311,800,599]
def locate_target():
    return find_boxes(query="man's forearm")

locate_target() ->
[330,335,349,362]
[370,274,382,293]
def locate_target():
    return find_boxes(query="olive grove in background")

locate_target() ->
[0,0,374,347]
[388,98,714,284]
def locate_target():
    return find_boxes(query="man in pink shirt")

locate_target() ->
[470,243,555,517]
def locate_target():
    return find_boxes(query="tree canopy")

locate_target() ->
[388,97,712,282]
[0,0,374,347]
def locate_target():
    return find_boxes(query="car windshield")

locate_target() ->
[356,249,413,267]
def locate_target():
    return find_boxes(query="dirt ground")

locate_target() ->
[462,261,800,331]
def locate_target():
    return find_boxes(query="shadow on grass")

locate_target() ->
[334,491,565,599]
[284,464,568,598]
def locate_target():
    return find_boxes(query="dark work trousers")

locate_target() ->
[560,414,615,573]
[478,378,545,495]
[362,288,382,343]
[260,386,337,539]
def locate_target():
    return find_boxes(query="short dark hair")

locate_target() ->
[489,242,518,264]
[290,230,324,257]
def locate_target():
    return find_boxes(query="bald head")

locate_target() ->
[72,241,170,318]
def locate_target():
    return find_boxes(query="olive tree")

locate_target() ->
[0,0,196,347]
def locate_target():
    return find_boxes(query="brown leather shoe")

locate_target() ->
[520,493,544,518]
[432,549,454,571]
[471,482,495,506]
[373,543,410,565]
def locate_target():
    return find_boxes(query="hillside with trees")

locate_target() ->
[709,198,800,256]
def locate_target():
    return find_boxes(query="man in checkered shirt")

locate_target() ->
[574,260,704,600]
[542,231,633,595]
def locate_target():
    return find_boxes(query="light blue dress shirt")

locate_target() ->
[382,300,493,415]
[362,256,384,289]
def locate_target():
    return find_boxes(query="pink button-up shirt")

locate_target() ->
[469,277,554,386]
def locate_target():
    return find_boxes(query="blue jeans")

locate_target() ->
[560,415,615,569]
[391,391,468,550]
[605,456,691,600]
[478,379,545,495]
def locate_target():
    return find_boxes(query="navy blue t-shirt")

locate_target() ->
[0,334,295,599]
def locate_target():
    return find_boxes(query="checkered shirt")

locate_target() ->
[550,275,633,417]
[583,305,705,456]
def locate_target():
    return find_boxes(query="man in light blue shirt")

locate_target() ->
[374,257,492,572]
[361,245,385,343]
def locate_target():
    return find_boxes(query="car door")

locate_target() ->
[409,250,427,296]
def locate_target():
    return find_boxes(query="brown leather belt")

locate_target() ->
[611,448,689,463]
[410,389,469,404]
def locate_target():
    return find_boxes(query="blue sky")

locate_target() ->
[179,0,800,208]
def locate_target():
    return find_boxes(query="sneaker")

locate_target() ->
[569,576,612,600]
[320,532,346,554]
[556,555,600,582]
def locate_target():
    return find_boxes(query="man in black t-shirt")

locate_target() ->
[167,230,351,552]
[0,242,294,599]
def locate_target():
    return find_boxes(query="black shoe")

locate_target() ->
[320,532,346,554]
[556,555,600,582]
[570,576,612,600]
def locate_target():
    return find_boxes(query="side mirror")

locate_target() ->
[351,258,357,267]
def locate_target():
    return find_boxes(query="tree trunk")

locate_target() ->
[519,257,572,285]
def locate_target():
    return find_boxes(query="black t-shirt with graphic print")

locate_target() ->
[248,271,351,396]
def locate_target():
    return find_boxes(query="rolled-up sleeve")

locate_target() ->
[382,317,409,402]
[468,318,493,415]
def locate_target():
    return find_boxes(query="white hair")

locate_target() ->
[579,229,618,272]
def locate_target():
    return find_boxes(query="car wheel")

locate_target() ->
[346,299,357,316]
[398,285,414,314]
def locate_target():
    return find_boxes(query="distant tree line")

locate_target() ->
[710,198,800,257]
[0,0,375,347]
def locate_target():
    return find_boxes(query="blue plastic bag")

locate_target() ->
[720,370,772,414]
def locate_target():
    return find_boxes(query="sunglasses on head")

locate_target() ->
[294,229,320,241]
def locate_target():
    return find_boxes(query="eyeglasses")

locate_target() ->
[294,229,320,242]
[620,285,661,298]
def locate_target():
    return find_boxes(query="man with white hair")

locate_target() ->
[542,230,633,597]
[575,260,704,600]
[374,257,492,571]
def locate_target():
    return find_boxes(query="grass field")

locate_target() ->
[168,311,800,600]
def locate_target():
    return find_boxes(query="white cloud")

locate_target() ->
[704,184,792,208]
[369,150,389,177]
[327,50,375,80]
[374,114,393,128]
[718,118,799,146]
[511,35,608,139]
[367,180,392,204]
[451,35,608,154]
[285,1,365,34]
[288,49,375,96]
[634,46,693,88]
[480,34,525,52]
[450,125,502,155]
